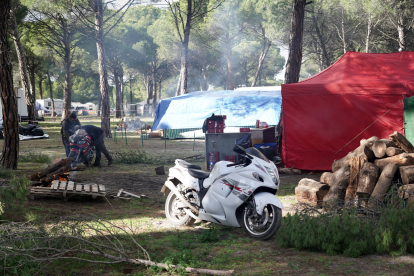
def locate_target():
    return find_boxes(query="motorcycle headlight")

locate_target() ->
[265,166,279,185]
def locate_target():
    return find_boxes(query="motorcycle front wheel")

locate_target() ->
[165,190,195,226]
[241,204,282,240]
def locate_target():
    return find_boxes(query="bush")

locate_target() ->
[113,150,158,164]
[276,195,414,257]
[19,152,51,164]
[0,175,30,216]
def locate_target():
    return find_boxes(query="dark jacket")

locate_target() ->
[61,117,81,140]
[81,125,104,142]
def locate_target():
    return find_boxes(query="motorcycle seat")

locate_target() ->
[187,168,210,179]
[178,160,201,170]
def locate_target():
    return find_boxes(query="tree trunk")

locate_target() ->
[0,0,19,169]
[29,159,69,181]
[114,68,122,118]
[225,32,235,90]
[312,11,330,67]
[38,78,43,99]
[372,139,397,158]
[374,153,414,170]
[332,136,378,172]
[251,27,271,87]
[389,131,414,153]
[320,172,333,186]
[386,147,404,157]
[323,165,350,204]
[179,0,192,95]
[397,12,405,51]
[399,165,414,185]
[10,10,35,122]
[46,72,55,117]
[120,67,124,116]
[93,0,111,137]
[98,92,102,117]
[129,75,133,104]
[371,163,398,200]
[62,41,72,120]
[159,80,162,100]
[152,61,157,108]
[355,162,380,197]
[295,178,330,207]
[365,14,372,53]
[175,70,182,97]
[284,0,307,84]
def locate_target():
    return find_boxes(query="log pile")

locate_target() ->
[29,158,74,186]
[295,131,414,207]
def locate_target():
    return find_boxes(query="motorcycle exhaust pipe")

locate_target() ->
[164,180,199,215]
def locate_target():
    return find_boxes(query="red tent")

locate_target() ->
[281,51,414,171]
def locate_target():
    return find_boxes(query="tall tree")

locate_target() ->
[71,0,134,137]
[23,0,84,119]
[9,3,36,122]
[0,0,19,169]
[284,0,312,84]
[166,0,224,94]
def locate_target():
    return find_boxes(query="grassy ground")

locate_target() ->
[0,115,413,276]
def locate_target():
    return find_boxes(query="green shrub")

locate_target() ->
[113,150,158,164]
[0,167,14,179]
[200,225,220,243]
[19,152,51,163]
[276,196,414,257]
[0,175,31,216]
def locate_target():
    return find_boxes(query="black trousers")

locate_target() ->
[94,133,112,165]
[62,137,70,157]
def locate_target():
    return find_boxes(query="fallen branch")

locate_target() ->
[0,215,233,275]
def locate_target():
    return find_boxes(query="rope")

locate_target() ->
[308,99,404,174]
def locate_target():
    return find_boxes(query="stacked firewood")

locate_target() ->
[29,158,75,185]
[295,131,414,207]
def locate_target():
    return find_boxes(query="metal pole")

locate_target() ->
[164,129,166,150]
[125,126,127,145]
[121,125,124,139]
[141,126,143,147]
[193,132,195,151]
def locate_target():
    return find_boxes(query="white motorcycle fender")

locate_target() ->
[168,167,187,186]
[254,193,283,215]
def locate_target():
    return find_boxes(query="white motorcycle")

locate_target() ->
[161,145,283,240]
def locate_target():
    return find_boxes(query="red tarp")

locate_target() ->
[281,51,414,171]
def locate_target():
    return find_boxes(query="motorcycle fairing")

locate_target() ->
[168,167,199,192]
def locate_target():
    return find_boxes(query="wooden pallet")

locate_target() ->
[30,180,106,201]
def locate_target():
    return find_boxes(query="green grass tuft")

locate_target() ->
[19,152,51,164]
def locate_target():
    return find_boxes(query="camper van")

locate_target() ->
[0,87,29,120]
[72,102,97,115]
[36,98,64,116]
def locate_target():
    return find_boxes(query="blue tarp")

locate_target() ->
[152,88,282,130]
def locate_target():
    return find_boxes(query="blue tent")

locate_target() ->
[152,88,281,130]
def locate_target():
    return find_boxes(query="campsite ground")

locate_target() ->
[1,116,414,276]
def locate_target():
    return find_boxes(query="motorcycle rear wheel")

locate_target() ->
[241,204,282,240]
[165,190,196,226]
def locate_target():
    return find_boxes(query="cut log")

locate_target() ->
[295,178,330,207]
[345,156,366,201]
[323,166,350,204]
[389,131,414,153]
[29,159,68,181]
[372,139,397,158]
[399,165,414,185]
[155,166,165,175]
[356,162,380,197]
[374,153,414,170]
[371,163,398,201]
[320,172,333,186]
[43,165,71,183]
[278,168,301,175]
[398,184,414,200]
[385,147,404,157]
[332,137,378,173]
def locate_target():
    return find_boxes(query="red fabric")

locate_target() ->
[281,51,414,171]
